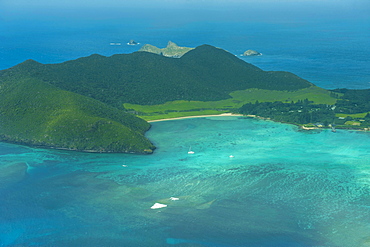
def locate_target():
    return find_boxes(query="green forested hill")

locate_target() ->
[179,45,312,92]
[3,45,313,107]
[0,76,155,153]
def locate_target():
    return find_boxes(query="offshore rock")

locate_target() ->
[242,50,262,56]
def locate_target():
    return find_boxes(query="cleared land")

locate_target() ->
[124,86,337,121]
[336,113,369,118]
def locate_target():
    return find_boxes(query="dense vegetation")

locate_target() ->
[239,100,336,125]
[239,89,370,129]
[0,76,155,153]
[332,89,370,114]
[2,45,313,108]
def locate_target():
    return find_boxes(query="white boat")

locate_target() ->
[188,146,194,154]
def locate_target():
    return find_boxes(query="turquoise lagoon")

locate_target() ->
[1,116,370,246]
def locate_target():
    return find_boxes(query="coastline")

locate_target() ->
[147,113,369,132]
[147,113,243,123]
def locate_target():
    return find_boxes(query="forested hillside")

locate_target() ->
[2,45,313,108]
[0,76,155,153]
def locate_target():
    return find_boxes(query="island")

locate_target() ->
[0,44,369,153]
[138,41,194,58]
[127,40,139,45]
[242,49,262,56]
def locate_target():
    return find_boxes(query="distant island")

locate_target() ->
[139,41,194,58]
[242,50,262,56]
[127,40,139,45]
[0,44,369,153]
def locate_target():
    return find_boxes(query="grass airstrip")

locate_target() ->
[124,86,338,121]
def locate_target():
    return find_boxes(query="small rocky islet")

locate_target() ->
[242,49,262,56]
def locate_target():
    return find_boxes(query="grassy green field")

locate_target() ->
[344,121,362,126]
[336,113,369,118]
[124,86,338,121]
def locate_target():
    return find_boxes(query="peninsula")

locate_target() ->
[0,44,369,153]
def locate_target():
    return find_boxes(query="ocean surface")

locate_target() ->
[1,4,370,90]
[1,2,370,246]
[1,116,370,246]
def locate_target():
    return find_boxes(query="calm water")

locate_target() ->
[1,116,370,246]
[2,2,370,246]
[1,5,370,89]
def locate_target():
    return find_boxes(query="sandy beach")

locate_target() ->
[147,113,243,123]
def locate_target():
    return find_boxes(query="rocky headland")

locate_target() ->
[139,41,194,58]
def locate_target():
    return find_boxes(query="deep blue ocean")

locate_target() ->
[1,3,370,89]
[1,1,370,246]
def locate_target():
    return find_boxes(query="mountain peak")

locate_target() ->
[181,44,238,62]
[166,41,178,48]
[19,59,41,66]
[8,59,42,74]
